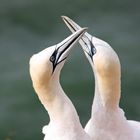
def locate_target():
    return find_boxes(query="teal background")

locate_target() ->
[0,0,140,139]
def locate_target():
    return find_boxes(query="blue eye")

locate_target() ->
[50,49,57,63]
[50,55,55,62]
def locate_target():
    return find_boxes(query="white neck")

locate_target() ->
[92,67,121,118]
[90,67,133,138]
[33,72,83,129]
[93,69,121,110]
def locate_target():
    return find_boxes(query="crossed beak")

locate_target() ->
[50,28,87,73]
[62,16,96,61]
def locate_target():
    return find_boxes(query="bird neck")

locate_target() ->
[35,73,82,129]
[90,70,127,129]
[92,68,121,112]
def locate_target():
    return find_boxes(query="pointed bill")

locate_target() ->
[50,28,87,72]
[61,16,96,62]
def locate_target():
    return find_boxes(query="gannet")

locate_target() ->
[29,28,92,140]
[62,16,140,140]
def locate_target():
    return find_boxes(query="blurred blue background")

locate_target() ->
[0,0,140,139]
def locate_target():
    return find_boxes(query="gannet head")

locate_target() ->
[62,16,120,76]
[81,36,121,78]
[82,38,121,108]
[62,16,121,108]
[29,28,87,90]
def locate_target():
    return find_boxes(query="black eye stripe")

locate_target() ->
[50,49,57,63]
[49,48,60,73]
[50,55,55,62]
[49,35,79,73]
[82,37,96,61]
[90,38,96,56]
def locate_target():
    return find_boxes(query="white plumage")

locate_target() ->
[62,16,140,140]
[29,28,92,140]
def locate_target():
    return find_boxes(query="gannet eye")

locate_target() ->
[91,45,96,55]
[50,55,55,62]
[49,49,58,73]
[50,49,57,63]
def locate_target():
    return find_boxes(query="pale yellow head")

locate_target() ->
[91,37,121,79]
[29,28,87,93]
[62,16,121,108]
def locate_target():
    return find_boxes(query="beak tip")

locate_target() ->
[84,27,88,30]
[82,27,88,33]
[61,15,67,20]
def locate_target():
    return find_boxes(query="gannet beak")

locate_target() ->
[61,16,96,61]
[50,28,87,72]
